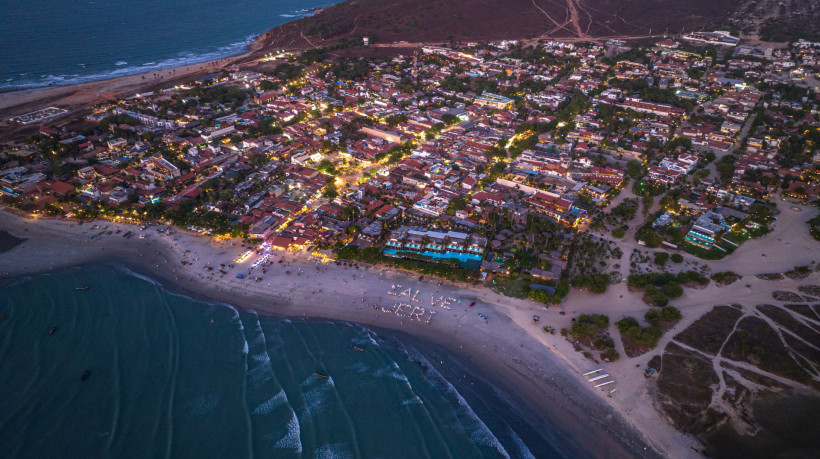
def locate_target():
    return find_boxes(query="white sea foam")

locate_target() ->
[314,443,353,459]
[274,413,302,453]
[507,424,536,459]
[0,35,256,91]
[248,359,272,384]
[115,61,128,66]
[251,352,270,364]
[301,376,333,415]
[374,362,413,392]
[409,348,510,458]
[223,304,241,321]
[253,389,286,415]
[367,332,379,346]
[401,395,423,406]
[241,339,249,355]
[114,264,162,287]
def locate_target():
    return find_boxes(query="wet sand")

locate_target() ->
[0,210,667,458]
[0,230,25,254]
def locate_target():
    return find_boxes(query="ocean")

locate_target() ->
[0,265,561,458]
[0,0,334,91]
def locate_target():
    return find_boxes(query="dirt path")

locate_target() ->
[530,0,565,29]
[564,0,586,38]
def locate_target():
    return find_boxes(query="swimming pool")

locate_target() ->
[383,249,483,269]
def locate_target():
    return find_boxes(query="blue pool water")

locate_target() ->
[383,249,483,269]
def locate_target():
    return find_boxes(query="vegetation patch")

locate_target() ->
[654,342,721,433]
[772,291,804,302]
[784,265,813,280]
[628,271,706,306]
[710,271,740,286]
[756,272,785,281]
[756,304,820,346]
[798,285,820,297]
[674,305,743,356]
[722,317,812,384]
[617,316,663,357]
[570,273,611,294]
[568,314,619,362]
[810,214,820,241]
[645,306,683,331]
[784,304,820,322]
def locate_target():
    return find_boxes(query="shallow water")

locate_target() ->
[0,0,333,90]
[0,265,558,457]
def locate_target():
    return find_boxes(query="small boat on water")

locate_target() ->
[49,326,57,335]
[315,370,329,379]
[81,370,90,381]
[352,346,364,352]
[75,286,90,291]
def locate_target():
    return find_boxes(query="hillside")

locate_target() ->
[252,0,746,53]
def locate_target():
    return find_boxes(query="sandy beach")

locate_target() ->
[0,209,674,458]
[4,203,818,457]
[0,45,260,127]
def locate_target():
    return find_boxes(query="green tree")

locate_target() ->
[662,282,683,299]
[654,252,669,266]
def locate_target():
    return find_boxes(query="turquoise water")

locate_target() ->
[384,249,483,269]
[0,265,554,457]
[0,0,334,90]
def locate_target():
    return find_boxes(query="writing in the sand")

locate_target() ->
[378,284,460,325]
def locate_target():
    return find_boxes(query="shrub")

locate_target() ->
[571,273,611,293]
[662,281,684,298]
[594,337,615,350]
[569,313,610,339]
[670,253,683,263]
[645,306,682,327]
[711,271,739,283]
[654,252,670,266]
[644,285,669,306]
[645,309,661,328]
[660,305,682,322]
[617,317,663,349]
[627,270,707,289]
[600,347,620,361]
[612,227,626,238]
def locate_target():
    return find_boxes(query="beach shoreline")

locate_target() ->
[0,209,674,458]
[0,39,262,124]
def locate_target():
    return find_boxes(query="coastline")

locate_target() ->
[4,201,819,457]
[0,1,337,123]
[0,209,671,458]
[0,45,258,122]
